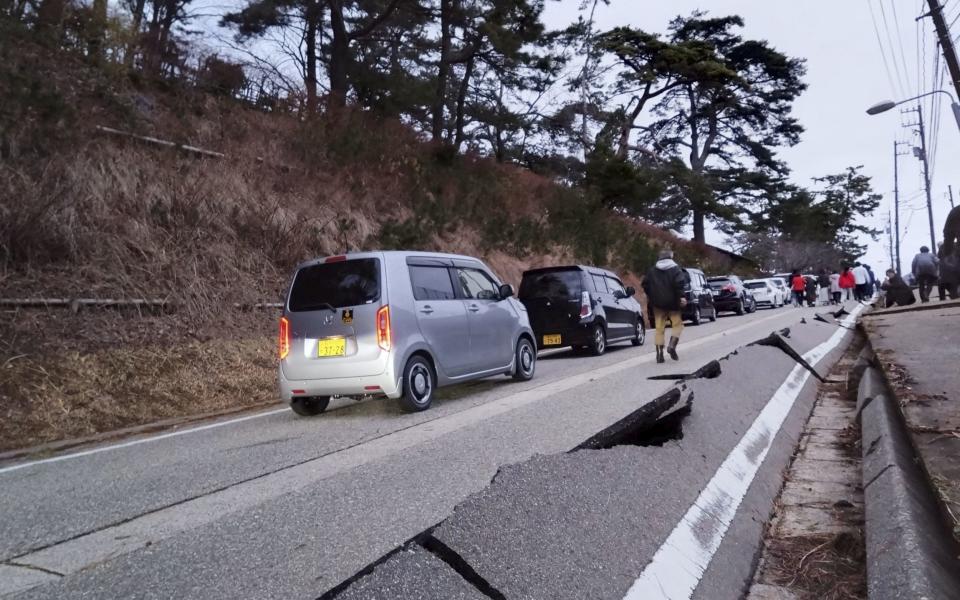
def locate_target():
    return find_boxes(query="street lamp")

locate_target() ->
[866,89,960,132]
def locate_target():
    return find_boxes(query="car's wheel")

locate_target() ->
[512,337,536,381]
[735,298,745,315]
[631,319,646,346]
[589,324,606,356]
[398,355,435,412]
[290,396,330,417]
[691,306,702,326]
[748,298,757,313]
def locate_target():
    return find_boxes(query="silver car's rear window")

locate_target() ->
[744,282,767,289]
[288,258,380,312]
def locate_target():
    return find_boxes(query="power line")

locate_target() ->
[890,0,916,92]
[879,0,911,95]
[868,0,905,96]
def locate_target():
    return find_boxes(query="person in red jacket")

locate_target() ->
[790,270,806,307]
[838,266,856,301]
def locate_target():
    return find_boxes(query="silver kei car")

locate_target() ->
[278,251,537,415]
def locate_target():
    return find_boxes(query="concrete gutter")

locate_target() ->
[857,362,960,599]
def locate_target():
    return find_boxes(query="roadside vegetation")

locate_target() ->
[0,1,878,450]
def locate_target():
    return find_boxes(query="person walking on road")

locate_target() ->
[912,246,940,303]
[642,249,687,364]
[829,270,842,304]
[816,269,831,306]
[852,262,870,301]
[790,271,806,307]
[839,266,856,301]
[881,269,916,308]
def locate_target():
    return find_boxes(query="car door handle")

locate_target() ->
[420,306,434,314]
[467,304,480,312]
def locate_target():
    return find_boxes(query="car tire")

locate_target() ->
[691,306,702,326]
[735,298,745,315]
[290,396,330,417]
[631,319,646,346]
[589,324,606,356]
[398,355,435,412]
[512,337,536,381]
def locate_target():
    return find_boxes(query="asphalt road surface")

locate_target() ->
[0,302,863,599]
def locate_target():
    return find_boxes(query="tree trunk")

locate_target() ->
[452,53,474,151]
[35,0,66,38]
[432,0,451,142]
[692,209,705,244]
[327,0,349,108]
[303,0,320,113]
[88,0,107,64]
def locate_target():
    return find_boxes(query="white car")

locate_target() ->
[768,277,789,307]
[744,279,783,308]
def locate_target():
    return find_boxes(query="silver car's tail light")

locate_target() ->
[376,305,392,351]
[279,317,290,359]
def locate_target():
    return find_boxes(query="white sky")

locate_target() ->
[543,0,959,272]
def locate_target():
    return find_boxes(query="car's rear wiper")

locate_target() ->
[298,302,338,313]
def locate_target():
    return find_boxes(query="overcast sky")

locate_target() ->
[542,0,959,272]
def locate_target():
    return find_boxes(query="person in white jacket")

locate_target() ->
[852,263,870,301]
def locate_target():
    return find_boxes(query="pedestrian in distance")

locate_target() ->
[816,269,831,306]
[839,266,856,301]
[863,264,877,293]
[642,249,688,364]
[851,262,870,301]
[829,269,842,304]
[804,275,817,307]
[790,270,805,307]
[881,269,916,308]
[911,246,939,303]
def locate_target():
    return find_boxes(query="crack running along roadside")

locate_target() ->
[623,302,866,600]
[0,310,791,584]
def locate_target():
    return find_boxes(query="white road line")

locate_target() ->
[0,309,791,476]
[622,303,866,600]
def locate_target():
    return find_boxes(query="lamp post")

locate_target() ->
[866,89,960,134]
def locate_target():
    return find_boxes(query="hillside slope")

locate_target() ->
[0,29,736,450]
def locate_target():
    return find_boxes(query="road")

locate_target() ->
[0,303,862,599]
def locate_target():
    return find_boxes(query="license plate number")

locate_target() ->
[543,334,562,346]
[318,338,346,357]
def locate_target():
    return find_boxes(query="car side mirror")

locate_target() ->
[625,286,636,297]
[613,289,625,300]
[498,283,515,300]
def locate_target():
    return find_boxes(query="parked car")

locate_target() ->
[706,275,757,315]
[278,251,537,416]
[519,265,645,355]
[744,279,783,308]
[682,267,718,325]
[769,277,789,307]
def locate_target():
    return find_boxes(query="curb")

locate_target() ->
[858,364,960,600]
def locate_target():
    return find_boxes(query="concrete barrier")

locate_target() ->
[858,365,960,600]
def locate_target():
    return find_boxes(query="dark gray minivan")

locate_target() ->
[278,252,536,415]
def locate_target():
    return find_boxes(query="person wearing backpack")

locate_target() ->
[911,246,940,303]
[642,249,688,363]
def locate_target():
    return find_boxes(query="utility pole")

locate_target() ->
[949,184,956,208]
[904,105,938,253]
[886,210,895,271]
[925,0,960,102]
[893,140,909,274]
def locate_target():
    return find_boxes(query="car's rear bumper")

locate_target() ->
[533,322,593,349]
[278,364,402,401]
[712,297,741,310]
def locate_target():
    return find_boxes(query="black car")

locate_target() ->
[519,265,645,355]
[706,275,757,315]
[683,268,718,325]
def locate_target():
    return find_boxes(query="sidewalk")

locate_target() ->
[860,300,960,597]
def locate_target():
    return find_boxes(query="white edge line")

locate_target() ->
[622,302,866,600]
[0,307,797,476]
[0,408,290,476]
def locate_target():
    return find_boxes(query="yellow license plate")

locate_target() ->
[318,338,346,357]
[543,334,562,346]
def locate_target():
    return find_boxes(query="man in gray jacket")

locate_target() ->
[642,249,688,363]
[912,246,940,303]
